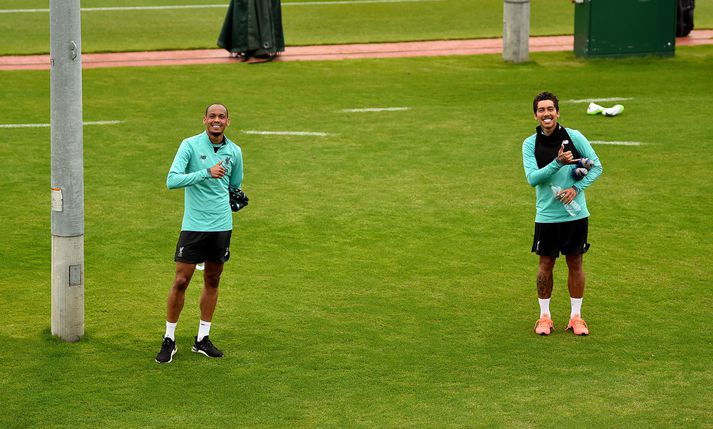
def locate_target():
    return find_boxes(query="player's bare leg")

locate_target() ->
[200,262,223,322]
[537,256,555,299]
[156,262,196,363]
[565,253,584,299]
[192,261,225,358]
[535,256,556,335]
[167,262,197,323]
[565,253,589,335]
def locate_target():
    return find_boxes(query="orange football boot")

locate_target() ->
[566,314,589,336]
[534,314,554,335]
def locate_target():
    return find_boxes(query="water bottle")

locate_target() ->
[551,185,581,217]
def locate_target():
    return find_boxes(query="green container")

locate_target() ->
[574,0,677,58]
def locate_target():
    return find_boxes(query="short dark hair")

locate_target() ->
[532,92,559,114]
[205,103,229,117]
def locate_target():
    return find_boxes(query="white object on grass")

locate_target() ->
[586,102,605,115]
[603,104,624,117]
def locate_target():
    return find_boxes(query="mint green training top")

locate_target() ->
[522,127,602,223]
[167,131,243,232]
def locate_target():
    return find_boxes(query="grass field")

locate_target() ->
[1,43,712,427]
[1,0,712,55]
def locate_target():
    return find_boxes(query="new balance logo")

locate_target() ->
[178,247,184,257]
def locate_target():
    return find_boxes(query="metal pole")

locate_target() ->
[50,0,84,342]
[503,0,530,63]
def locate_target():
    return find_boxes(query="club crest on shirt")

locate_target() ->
[200,155,207,161]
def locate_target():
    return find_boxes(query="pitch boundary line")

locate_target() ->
[0,0,439,14]
[241,130,330,137]
[0,120,124,128]
[566,97,633,103]
[590,140,643,146]
[341,107,411,112]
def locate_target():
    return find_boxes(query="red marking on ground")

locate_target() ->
[1,30,711,71]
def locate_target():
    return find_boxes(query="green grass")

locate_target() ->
[0,45,712,427]
[2,0,712,55]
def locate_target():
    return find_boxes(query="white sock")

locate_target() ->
[570,298,583,318]
[197,320,211,341]
[538,298,551,318]
[164,321,177,340]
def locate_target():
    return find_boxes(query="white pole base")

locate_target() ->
[51,235,84,342]
[503,0,530,63]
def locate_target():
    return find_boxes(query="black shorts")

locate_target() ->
[531,218,590,258]
[174,230,232,264]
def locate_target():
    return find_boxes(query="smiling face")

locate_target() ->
[203,104,230,141]
[534,99,559,135]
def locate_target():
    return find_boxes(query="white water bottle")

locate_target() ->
[551,185,581,217]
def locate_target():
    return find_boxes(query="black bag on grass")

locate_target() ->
[676,0,695,37]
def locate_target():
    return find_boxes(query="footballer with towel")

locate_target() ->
[522,92,603,336]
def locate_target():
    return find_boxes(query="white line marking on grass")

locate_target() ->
[84,120,124,126]
[241,130,330,137]
[0,0,438,13]
[0,8,48,13]
[341,107,411,112]
[0,120,124,128]
[566,97,633,103]
[590,140,643,146]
